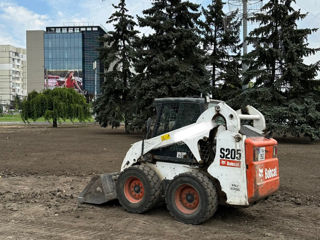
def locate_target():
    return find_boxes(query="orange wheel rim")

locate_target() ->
[174,184,200,214]
[124,176,145,203]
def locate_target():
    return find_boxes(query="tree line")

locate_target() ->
[94,0,320,140]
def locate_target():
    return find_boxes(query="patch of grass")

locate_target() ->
[0,114,23,122]
[0,114,95,123]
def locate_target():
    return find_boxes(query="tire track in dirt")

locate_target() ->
[0,220,105,239]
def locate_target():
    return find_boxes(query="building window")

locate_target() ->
[56,28,61,33]
[62,28,67,33]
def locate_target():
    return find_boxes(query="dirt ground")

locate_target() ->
[0,125,319,240]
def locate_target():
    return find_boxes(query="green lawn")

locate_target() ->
[0,114,95,123]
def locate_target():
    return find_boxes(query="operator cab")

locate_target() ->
[149,97,206,138]
[147,98,206,164]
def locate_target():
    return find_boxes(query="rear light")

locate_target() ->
[253,147,266,161]
[273,145,278,158]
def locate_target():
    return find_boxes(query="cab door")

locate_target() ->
[150,101,204,164]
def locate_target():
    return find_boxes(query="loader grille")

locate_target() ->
[199,140,214,163]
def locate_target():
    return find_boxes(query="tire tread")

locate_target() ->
[117,164,161,213]
[166,171,218,224]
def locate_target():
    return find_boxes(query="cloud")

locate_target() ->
[0,2,48,47]
[0,27,16,46]
[0,4,47,28]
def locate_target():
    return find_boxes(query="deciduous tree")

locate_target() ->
[21,88,90,128]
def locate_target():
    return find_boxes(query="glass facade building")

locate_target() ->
[44,33,82,71]
[82,30,101,93]
[43,26,105,94]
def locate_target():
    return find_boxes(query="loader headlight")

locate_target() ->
[273,145,277,158]
[254,147,265,161]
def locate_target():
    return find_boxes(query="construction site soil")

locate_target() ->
[0,125,319,240]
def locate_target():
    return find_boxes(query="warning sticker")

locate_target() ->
[258,147,265,161]
[220,159,241,168]
[161,134,170,141]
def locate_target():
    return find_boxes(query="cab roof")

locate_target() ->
[154,97,205,105]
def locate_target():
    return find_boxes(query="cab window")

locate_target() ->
[155,103,179,136]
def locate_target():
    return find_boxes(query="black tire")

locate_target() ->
[116,164,161,213]
[165,172,218,224]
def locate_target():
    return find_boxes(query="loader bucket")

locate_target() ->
[78,172,119,204]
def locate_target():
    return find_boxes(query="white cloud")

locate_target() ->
[0,2,48,47]
[0,30,16,46]
[0,4,47,28]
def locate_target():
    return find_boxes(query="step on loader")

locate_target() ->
[79,98,280,224]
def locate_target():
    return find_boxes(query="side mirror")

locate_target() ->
[146,117,152,139]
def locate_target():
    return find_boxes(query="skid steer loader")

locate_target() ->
[79,98,279,224]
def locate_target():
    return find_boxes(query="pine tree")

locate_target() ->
[201,0,242,99]
[230,0,320,140]
[245,0,320,91]
[94,0,138,132]
[132,0,209,127]
[21,88,90,128]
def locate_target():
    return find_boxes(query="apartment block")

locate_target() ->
[0,45,27,106]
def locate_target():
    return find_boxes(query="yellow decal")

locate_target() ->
[161,134,170,141]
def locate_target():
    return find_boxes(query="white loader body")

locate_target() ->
[79,98,279,225]
[121,101,265,206]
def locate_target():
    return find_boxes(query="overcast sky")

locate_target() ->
[0,0,319,68]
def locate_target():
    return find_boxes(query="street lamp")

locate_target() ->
[93,60,97,100]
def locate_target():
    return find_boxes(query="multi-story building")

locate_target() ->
[27,26,106,95]
[0,45,27,107]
